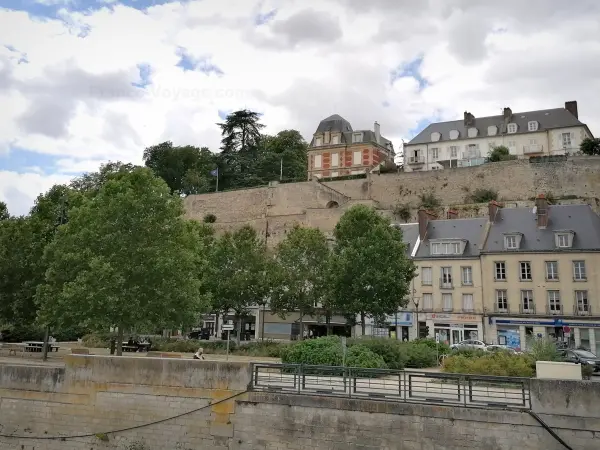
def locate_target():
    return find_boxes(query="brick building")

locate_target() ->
[307,114,395,180]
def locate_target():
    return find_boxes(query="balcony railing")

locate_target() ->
[442,306,453,312]
[523,144,543,154]
[519,304,536,314]
[546,305,563,315]
[439,279,454,289]
[575,304,592,316]
[408,156,424,164]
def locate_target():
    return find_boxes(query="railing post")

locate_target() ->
[249,363,255,389]
[462,376,467,407]
[298,364,303,393]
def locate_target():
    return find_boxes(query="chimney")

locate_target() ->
[447,209,458,219]
[535,194,549,229]
[565,101,578,119]
[418,209,437,240]
[503,107,512,122]
[374,121,381,144]
[488,200,501,223]
[463,112,475,127]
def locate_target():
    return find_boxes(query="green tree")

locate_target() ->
[36,168,205,355]
[255,130,308,183]
[0,201,9,221]
[143,142,216,195]
[70,161,138,193]
[271,226,330,340]
[329,205,415,335]
[489,145,512,162]
[580,137,600,155]
[205,225,270,344]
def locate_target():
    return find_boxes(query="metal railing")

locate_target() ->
[408,156,424,164]
[250,363,531,410]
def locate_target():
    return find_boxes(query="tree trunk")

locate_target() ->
[299,312,304,340]
[360,312,366,336]
[236,315,242,346]
[214,312,220,339]
[261,303,266,342]
[116,326,124,356]
[326,311,332,336]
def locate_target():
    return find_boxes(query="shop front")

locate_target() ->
[425,313,482,346]
[361,312,414,340]
[489,317,600,353]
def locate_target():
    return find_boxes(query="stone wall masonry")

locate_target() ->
[2,358,600,449]
[183,157,600,246]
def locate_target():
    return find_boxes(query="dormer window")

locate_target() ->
[315,136,323,146]
[431,132,441,142]
[352,133,362,143]
[449,130,459,140]
[331,134,340,145]
[430,240,464,256]
[468,127,478,138]
[555,231,574,248]
[528,121,538,132]
[507,123,517,134]
[488,125,497,136]
[503,233,522,250]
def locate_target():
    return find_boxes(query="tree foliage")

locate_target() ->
[580,137,600,156]
[205,225,270,343]
[0,201,9,221]
[489,145,513,162]
[36,168,205,354]
[271,226,330,338]
[329,205,416,334]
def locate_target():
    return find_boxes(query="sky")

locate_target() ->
[1,0,600,216]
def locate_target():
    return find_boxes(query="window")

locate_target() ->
[449,129,459,140]
[507,123,517,133]
[508,140,516,148]
[461,267,473,285]
[520,262,532,281]
[545,261,559,281]
[330,171,338,177]
[562,132,572,148]
[468,127,478,138]
[431,148,439,159]
[331,153,339,167]
[352,133,362,143]
[505,235,518,249]
[441,267,452,287]
[353,151,361,165]
[488,125,497,136]
[442,294,453,311]
[314,154,322,168]
[547,290,561,313]
[576,291,589,314]
[462,294,474,312]
[488,141,496,150]
[450,146,458,158]
[331,135,340,145]
[521,290,534,313]
[529,138,537,145]
[556,233,569,248]
[573,261,586,280]
[495,262,506,280]
[496,290,508,312]
[431,241,461,255]
[315,136,323,146]
[431,132,441,142]
[421,267,432,286]
[422,293,433,310]
[528,121,538,131]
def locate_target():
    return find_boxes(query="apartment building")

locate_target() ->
[404,101,593,172]
[307,114,395,180]
[396,210,487,346]
[390,198,600,351]
[483,196,600,353]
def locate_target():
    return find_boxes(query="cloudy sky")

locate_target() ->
[1,0,599,215]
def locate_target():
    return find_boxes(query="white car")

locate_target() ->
[450,339,487,351]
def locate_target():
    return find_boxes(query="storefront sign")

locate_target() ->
[495,318,600,328]
[427,313,479,323]
[386,312,413,326]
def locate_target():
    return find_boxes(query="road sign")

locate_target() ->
[563,326,571,333]
[222,324,234,331]
[435,333,440,343]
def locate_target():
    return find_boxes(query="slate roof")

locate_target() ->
[311,114,394,151]
[416,218,488,259]
[395,223,419,255]
[483,204,600,253]
[408,107,587,145]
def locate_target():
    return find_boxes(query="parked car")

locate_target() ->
[188,329,211,340]
[450,340,487,351]
[563,349,600,372]
[486,344,520,354]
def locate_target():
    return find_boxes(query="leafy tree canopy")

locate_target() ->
[581,137,600,156]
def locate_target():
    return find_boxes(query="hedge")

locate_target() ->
[442,351,535,377]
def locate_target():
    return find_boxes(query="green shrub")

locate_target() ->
[234,340,288,357]
[0,325,45,343]
[281,336,343,366]
[402,342,438,368]
[349,337,408,369]
[582,364,594,380]
[527,337,563,362]
[442,352,535,377]
[345,345,387,370]
[412,338,451,356]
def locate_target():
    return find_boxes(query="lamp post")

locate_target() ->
[412,296,420,339]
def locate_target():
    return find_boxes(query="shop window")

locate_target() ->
[580,329,591,351]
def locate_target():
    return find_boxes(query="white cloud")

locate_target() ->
[0,0,599,215]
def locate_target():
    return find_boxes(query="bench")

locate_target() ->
[23,342,60,353]
[71,348,90,355]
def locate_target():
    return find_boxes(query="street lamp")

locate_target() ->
[412,295,420,339]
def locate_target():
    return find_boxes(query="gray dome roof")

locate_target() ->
[315,114,353,133]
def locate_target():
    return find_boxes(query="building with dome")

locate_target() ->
[307,114,395,180]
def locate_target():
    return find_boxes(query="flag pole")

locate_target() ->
[280,158,283,182]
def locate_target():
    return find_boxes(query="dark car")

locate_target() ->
[188,329,211,340]
[563,349,600,372]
